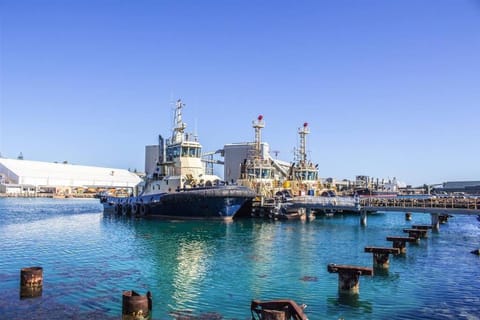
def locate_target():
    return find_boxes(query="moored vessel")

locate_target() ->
[100,99,255,220]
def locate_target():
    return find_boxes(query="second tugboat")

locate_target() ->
[100,99,255,220]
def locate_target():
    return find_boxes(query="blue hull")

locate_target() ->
[100,185,255,220]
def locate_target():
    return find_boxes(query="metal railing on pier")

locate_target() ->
[360,197,480,211]
[291,196,356,207]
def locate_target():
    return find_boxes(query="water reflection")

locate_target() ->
[327,293,373,313]
[172,239,208,306]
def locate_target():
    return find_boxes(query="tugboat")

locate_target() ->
[100,99,255,220]
[236,115,311,220]
[282,122,333,198]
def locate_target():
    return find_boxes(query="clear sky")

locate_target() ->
[1,0,479,187]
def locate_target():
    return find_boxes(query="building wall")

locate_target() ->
[145,145,160,177]
[223,142,270,183]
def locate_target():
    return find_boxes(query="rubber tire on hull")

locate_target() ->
[122,204,130,216]
[131,203,139,215]
[139,204,150,216]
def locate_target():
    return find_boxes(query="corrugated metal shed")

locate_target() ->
[0,158,141,188]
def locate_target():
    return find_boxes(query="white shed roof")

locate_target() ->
[0,158,141,188]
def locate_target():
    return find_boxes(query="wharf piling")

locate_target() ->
[412,225,433,230]
[251,299,308,320]
[20,266,43,299]
[439,214,452,224]
[327,263,373,294]
[364,247,400,268]
[403,228,428,239]
[122,290,152,320]
[386,236,417,253]
[360,209,367,226]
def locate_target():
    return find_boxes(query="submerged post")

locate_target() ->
[251,299,308,320]
[122,290,152,320]
[327,263,373,294]
[20,266,43,299]
[364,247,400,268]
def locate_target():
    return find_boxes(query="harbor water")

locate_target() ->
[0,198,479,319]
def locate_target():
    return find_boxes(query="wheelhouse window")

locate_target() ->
[180,146,201,158]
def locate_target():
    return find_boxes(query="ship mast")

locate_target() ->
[172,99,187,143]
[253,115,265,159]
[298,122,310,164]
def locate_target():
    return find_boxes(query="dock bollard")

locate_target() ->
[122,290,152,320]
[20,266,43,299]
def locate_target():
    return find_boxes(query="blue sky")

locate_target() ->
[1,0,479,187]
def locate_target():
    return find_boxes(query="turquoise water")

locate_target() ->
[0,197,479,319]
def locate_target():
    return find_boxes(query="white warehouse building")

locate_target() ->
[0,158,142,196]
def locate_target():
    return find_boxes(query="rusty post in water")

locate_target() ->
[122,290,152,320]
[364,247,400,268]
[386,236,417,254]
[251,299,308,320]
[20,266,43,299]
[403,228,428,239]
[438,214,451,224]
[327,264,373,294]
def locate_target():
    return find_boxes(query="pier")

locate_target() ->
[281,196,480,230]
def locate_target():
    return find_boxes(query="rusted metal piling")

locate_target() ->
[386,236,417,253]
[122,290,152,320]
[403,228,428,239]
[20,266,43,299]
[364,247,400,268]
[250,299,308,320]
[412,225,432,230]
[327,263,373,294]
[438,214,452,224]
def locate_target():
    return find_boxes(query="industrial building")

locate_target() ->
[0,158,142,197]
[435,181,480,195]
